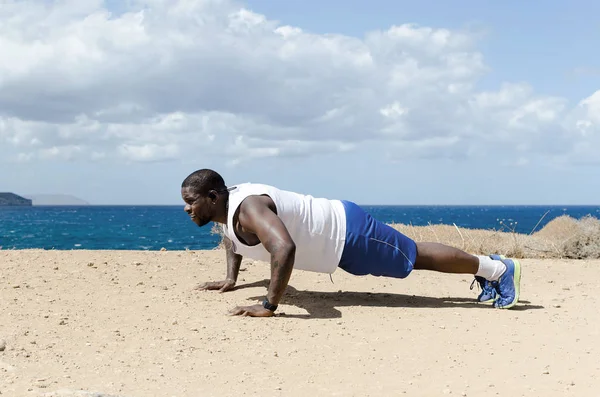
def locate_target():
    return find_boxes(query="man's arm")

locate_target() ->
[224,236,243,285]
[230,195,296,316]
[195,235,242,293]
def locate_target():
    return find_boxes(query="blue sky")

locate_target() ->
[243,0,600,100]
[1,0,599,205]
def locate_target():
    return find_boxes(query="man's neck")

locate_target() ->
[213,195,229,225]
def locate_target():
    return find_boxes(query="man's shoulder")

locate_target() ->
[233,182,278,189]
[231,182,288,196]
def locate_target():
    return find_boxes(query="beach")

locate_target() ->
[1,248,599,397]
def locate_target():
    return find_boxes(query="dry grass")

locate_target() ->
[210,214,600,260]
[390,215,600,259]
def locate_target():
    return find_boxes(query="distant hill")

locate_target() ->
[24,194,90,206]
[0,192,33,206]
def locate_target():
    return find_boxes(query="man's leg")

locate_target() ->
[414,242,521,309]
[413,242,480,273]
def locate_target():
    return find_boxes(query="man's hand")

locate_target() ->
[194,279,236,293]
[229,304,275,317]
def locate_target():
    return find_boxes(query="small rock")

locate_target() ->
[12,285,20,289]
[160,247,167,251]
[553,304,561,308]
[0,339,6,351]
[133,262,143,266]
[542,370,550,375]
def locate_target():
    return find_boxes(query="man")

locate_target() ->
[181,168,521,317]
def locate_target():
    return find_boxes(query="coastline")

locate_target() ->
[1,249,599,396]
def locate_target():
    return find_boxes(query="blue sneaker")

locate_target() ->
[471,276,496,302]
[492,257,522,309]
[470,254,504,303]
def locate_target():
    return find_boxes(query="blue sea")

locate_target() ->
[1,205,599,251]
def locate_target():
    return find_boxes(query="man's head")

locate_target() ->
[181,169,229,227]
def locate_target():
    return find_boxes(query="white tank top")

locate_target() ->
[221,183,346,274]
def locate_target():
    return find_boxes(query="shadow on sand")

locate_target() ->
[234,279,544,319]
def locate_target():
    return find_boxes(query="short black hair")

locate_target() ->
[181,169,227,196]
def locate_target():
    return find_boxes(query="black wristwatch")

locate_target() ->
[262,298,278,312]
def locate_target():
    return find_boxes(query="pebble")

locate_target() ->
[0,339,6,351]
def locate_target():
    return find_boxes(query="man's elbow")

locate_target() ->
[283,241,296,257]
[275,240,296,260]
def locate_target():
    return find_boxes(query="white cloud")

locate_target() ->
[118,143,180,162]
[0,0,599,169]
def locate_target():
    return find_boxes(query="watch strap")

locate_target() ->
[262,298,278,312]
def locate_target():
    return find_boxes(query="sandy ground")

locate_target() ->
[1,249,599,397]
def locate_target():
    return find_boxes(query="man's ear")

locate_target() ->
[208,190,218,202]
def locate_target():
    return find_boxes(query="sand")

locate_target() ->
[1,249,599,397]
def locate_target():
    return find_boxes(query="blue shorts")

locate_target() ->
[338,200,417,278]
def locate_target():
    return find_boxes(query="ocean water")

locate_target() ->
[1,205,599,251]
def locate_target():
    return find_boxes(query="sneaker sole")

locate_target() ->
[497,258,521,309]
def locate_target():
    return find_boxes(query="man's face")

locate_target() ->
[181,187,213,227]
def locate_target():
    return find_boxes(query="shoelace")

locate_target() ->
[469,276,489,291]
[469,278,479,291]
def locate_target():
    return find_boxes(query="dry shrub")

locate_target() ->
[533,215,580,241]
[389,214,600,260]
[559,215,600,259]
